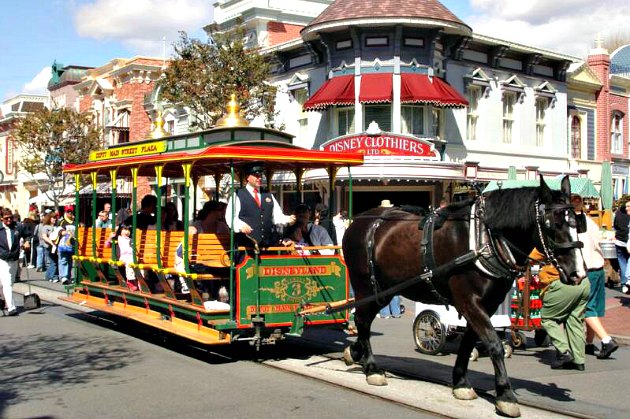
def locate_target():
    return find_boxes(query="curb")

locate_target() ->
[13,281,93,313]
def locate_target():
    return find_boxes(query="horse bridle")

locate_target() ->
[534,199,583,277]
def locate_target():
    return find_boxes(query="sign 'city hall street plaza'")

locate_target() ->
[321,132,440,159]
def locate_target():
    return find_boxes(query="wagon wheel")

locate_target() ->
[469,347,480,361]
[503,341,513,358]
[534,329,550,347]
[413,310,447,355]
[511,330,526,349]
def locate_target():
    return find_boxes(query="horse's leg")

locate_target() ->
[343,302,388,386]
[462,308,520,418]
[452,327,479,400]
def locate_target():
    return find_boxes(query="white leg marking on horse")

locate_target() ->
[496,401,521,418]
[366,373,388,386]
[452,387,478,400]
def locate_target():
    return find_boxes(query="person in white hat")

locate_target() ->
[380,199,394,208]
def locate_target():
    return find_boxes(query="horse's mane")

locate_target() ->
[483,187,539,231]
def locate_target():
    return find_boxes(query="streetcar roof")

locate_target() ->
[64,138,364,177]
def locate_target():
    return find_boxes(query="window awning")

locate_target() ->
[400,74,468,108]
[359,73,393,104]
[302,75,355,111]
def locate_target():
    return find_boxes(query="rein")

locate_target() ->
[533,199,583,279]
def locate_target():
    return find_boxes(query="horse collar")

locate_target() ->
[470,197,525,279]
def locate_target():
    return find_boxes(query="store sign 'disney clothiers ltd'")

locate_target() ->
[321,133,439,158]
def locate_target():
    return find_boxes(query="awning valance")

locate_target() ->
[302,75,355,111]
[359,73,393,104]
[400,74,468,108]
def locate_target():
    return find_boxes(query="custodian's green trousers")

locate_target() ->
[541,278,590,365]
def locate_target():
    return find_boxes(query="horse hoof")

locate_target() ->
[342,346,355,366]
[452,387,477,400]
[366,373,388,386]
[496,401,521,418]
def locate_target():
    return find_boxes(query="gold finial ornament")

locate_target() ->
[215,94,249,127]
[150,110,170,139]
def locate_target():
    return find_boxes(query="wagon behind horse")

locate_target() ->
[341,176,585,418]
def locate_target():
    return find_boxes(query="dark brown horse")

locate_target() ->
[341,176,585,418]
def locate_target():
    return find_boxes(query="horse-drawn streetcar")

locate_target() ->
[61,104,363,349]
[61,99,587,417]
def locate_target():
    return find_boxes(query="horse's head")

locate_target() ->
[535,175,586,284]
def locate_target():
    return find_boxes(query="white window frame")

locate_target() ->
[432,108,443,140]
[336,107,356,136]
[570,114,582,160]
[401,105,425,136]
[363,104,392,132]
[502,92,516,144]
[535,97,549,147]
[611,112,624,154]
[467,85,481,141]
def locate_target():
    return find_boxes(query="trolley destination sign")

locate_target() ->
[321,132,439,159]
[89,140,167,162]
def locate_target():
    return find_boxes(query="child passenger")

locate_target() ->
[109,224,138,291]
[173,226,196,294]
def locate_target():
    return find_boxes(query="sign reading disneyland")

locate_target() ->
[322,130,439,160]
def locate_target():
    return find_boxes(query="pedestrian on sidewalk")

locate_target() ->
[40,212,59,283]
[613,200,630,292]
[0,208,32,316]
[572,195,619,359]
[532,248,590,370]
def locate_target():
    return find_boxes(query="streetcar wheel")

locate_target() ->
[511,331,526,349]
[469,347,479,362]
[413,310,446,355]
[534,329,550,347]
[503,341,513,358]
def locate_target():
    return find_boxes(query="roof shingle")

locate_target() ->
[306,0,469,30]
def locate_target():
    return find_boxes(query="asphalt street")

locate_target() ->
[5,273,630,418]
[1,296,436,419]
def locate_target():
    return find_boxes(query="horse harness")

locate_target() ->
[324,197,581,314]
[366,197,581,305]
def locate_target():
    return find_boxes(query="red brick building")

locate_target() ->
[586,41,630,196]
[74,57,165,146]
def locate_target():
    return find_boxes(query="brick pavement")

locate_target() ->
[603,292,630,344]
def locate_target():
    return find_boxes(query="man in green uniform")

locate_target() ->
[531,248,590,370]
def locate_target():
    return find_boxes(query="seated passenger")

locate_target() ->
[192,201,229,234]
[110,224,138,291]
[283,204,334,255]
[164,202,184,231]
[124,194,157,230]
[173,226,197,294]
